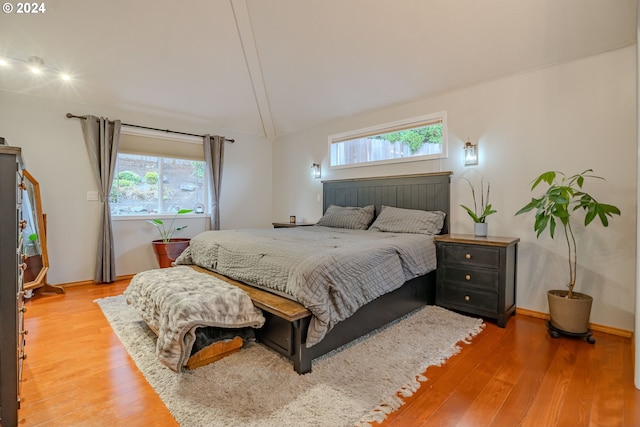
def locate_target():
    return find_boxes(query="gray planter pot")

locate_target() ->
[547,289,593,334]
[474,222,488,237]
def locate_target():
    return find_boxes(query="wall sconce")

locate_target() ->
[463,139,478,166]
[311,163,321,179]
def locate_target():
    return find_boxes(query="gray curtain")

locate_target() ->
[203,135,225,230]
[80,116,121,283]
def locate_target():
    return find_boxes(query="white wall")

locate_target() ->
[635,0,639,390]
[0,91,273,283]
[273,46,637,332]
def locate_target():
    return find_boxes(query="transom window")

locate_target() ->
[329,112,447,168]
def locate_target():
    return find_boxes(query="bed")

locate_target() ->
[128,172,451,373]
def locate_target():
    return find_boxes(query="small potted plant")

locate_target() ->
[515,169,620,338]
[148,208,193,268]
[460,177,497,236]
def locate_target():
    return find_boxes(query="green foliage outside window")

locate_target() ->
[115,179,135,187]
[110,185,158,203]
[117,171,142,183]
[145,171,159,185]
[111,170,157,203]
[372,123,442,154]
[191,161,204,179]
[111,154,205,215]
[162,187,174,201]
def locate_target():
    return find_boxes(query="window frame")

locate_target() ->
[110,128,209,220]
[328,111,448,169]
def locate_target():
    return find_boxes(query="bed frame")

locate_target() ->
[194,172,451,373]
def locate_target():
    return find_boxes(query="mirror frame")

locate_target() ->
[22,170,49,290]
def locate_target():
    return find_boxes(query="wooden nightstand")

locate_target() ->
[272,222,315,228]
[434,234,519,327]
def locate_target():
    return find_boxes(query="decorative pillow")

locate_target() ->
[316,204,375,230]
[368,205,446,235]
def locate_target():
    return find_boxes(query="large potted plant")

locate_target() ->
[515,169,620,338]
[460,177,497,237]
[148,208,193,268]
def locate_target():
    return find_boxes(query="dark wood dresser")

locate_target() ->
[434,234,519,327]
[0,145,25,427]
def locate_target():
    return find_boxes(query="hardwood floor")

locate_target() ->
[17,280,640,427]
[18,280,177,427]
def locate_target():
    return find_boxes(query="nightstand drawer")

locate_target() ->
[440,243,500,269]
[439,265,499,291]
[436,285,498,313]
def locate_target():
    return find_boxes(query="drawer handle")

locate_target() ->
[21,329,28,336]
[465,253,472,259]
[20,353,27,361]
[18,182,27,190]
[19,219,28,229]
[464,295,470,302]
[465,274,471,281]
[19,263,27,271]
[20,306,27,313]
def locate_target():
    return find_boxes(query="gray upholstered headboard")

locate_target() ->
[322,172,452,234]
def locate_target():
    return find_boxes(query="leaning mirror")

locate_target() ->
[21,170,63,293]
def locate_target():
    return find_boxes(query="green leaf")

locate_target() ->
[515,198,540,216]
[481,204,497,218]
[534,214,548,236]
[597,210,608,227]
[460,205,480,222]
[600,203,621,216]
[148,208,193,242]
[531,171,556,190]
[584,206,597,226]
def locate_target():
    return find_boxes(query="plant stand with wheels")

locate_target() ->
[546,321,596,344]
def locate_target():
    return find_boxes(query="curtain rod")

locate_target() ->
[65,113,235,143]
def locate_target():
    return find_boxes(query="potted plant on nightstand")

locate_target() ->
[460,177,497,237]
[515,169,620,342]
[148,208,193,268]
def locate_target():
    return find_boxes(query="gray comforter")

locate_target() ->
[175,226,437,346]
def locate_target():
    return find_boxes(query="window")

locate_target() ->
[110,130,207,216]
[329,112,447,168]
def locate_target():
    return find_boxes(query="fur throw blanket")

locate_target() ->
[124,266,265,371]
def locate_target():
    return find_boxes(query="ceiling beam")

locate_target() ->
[231,0,277,140]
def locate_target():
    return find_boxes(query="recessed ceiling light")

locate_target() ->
[2,55,74,83]
[27,56,45,74]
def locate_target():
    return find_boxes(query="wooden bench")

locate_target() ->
[191,265,311,322]
[189,265,316,373]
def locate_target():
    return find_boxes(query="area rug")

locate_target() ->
[96,295,484,427]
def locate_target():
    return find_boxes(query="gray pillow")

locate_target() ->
[316,204,375,230]
[368,205,446,235]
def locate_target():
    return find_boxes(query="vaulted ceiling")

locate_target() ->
[0,0,636,140]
